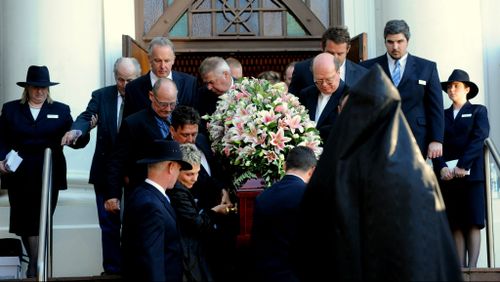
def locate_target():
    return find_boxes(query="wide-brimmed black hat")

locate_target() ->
[440,69,478,100]
[17,65,59,87]
[137,140,192,170]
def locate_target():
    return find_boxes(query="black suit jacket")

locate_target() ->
[190,134,228,211]
[0,100,89,191]
[121,182,182,282]
[123,71,198,117]
[195,86,220,119]
[106,108,166,200]
[252,174,306,282]
[288,58,367,95]
[299,80,348,142]
[71,85,121,190]
[432,102,489,181]
[360,53,444,155]
[167,182,216,281]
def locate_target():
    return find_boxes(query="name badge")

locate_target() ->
[418,80,427,85]
[47,114,59,119]
[461,113,472,118]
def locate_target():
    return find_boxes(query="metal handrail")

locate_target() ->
[484,137,500,267]
[37,148,53,281]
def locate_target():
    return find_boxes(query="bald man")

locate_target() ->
[299,52,349,142]
[106,78,179,214]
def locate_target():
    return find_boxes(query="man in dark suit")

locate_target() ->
[61,57,141,275]
[104,77,178,213]
[121,140,192,282]
[300,52,349,142]
[123,37,198,117]
[196,56,234,118]
[169,105,232,208]
[360,19,444,159]
[251,146,317,282]
[288,26,367,96]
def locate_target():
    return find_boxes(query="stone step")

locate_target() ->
[462,268,500,281]
[7,269,499,282]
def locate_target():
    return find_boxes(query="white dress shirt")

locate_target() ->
[315,93,332,122]
[145,178,171,203]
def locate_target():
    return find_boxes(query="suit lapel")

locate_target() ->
[20,103,35,122]
[379,55,391,79]
[146,184,177,220]
[36,102,50,122]
[317,82,344,126]
[306,89,318,121]
[172,71,182,85]
[398,54,414,87]
[104,87,120,136]
[455,102,473,123]
[444,106,454,124]
[345,61,354,85]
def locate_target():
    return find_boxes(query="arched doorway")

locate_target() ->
[124,0,365,79]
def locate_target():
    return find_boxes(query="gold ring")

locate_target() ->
[225,207,230,214]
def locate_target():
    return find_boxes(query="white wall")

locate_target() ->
[481,0,500,145]
[343,0,377,58]
[0,0,135,277]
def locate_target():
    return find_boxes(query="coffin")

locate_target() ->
[236,179,264,248]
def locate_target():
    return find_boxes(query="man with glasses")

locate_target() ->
[105,78,179,214]
[300,52,348,142]
[289,26,367,96]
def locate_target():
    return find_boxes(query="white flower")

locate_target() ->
[204,77,322,187]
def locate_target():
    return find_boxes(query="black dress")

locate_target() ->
[168,182,216,282]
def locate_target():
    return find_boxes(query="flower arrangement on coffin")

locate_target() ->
[203,77,323,188]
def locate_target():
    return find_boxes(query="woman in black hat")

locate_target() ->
[432,69,490,267]
[0,65,89,277]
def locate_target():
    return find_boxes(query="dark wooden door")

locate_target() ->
[122,33,367,81]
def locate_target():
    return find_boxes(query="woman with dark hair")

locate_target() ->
[433,69,490,267]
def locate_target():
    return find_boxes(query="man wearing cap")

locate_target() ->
[105,77,178,213]
[121,139,192,282]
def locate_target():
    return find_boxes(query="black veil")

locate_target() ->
[294,65,462,281]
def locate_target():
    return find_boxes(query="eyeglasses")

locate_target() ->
[314,75,338,87]
[153,95,177,108]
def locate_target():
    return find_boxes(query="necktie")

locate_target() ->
[117,99,124,132]
[392,60,401,86]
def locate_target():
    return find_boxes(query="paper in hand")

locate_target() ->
[445,159,470,175]
[5,150,23,172]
